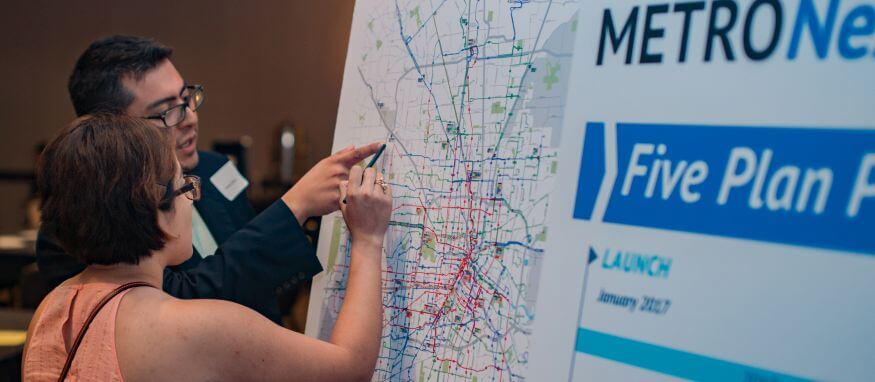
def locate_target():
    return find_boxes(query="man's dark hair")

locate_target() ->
[38,114,177,265]
[68,35,173,116]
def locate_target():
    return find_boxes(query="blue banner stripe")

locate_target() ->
[572,122,875,255]
[575,328,810,381]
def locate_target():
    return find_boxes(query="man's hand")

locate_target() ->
[281,142,384,225]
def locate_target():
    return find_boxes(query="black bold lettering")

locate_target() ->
[674,1,707,63]
[705,0,739,62]
[743,0,784,60]
[597,7,640,65]
[641,4,670,64]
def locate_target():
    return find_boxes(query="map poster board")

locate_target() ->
[529,0,875,381]
[308,0,875,380]
[305,1,579,381]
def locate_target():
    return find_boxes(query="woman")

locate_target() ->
[23,114,392,381]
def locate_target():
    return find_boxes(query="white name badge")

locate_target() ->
[210,161,249,201]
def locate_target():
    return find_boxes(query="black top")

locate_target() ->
[35,151,323,323]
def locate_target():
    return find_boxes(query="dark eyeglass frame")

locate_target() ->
[160,175,201,209]
[144,84,204,128]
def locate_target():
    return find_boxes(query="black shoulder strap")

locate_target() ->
[57,281,156,382]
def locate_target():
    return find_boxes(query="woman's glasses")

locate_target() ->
[160,175,201,209]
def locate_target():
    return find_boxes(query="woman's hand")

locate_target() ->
[340,166,392,249]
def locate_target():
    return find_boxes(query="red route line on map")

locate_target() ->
[372,36,537,378]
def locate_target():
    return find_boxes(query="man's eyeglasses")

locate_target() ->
[160,175,201,209]
[145,85,204,128]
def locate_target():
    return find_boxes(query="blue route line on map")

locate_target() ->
[508,0,530,41]
[490,241,544,253]
[395,0,448,128]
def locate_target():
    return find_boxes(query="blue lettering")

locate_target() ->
[838,5,875,59]
[601,249,672,278]
[656,257,673,277]
[788,0,841,59]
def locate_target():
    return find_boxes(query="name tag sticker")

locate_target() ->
[210,161,249,201]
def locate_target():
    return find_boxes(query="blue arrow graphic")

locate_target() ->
[573,122,606,220]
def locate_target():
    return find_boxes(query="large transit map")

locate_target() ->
[306,1,579,380]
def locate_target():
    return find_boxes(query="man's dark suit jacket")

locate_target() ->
[36,151,323,323]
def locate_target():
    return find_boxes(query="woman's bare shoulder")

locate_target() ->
[117,289,269,348]
[116,292,294,381]
[118,292,368,381]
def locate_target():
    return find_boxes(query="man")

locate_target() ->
[37,35,380,323]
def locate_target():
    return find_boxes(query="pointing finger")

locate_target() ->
[334,141,384,167]
[334,145,355,155]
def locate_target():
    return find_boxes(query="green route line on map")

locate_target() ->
[397,171,453,240]
[481,4,490,180]
[432,15,461,127]
[389,142,548,248]
[347,2,564,379]
[358,63,484,339]
[395,1,454,134]
[395,47,569,88]
[494,0,554,153]
[359,61,468,233]
[402,4,482,168]
[390,221,426,230]
[394,0,564,175]
[457,0,474,162]
[404,0,447,44]
[358,64,451,242]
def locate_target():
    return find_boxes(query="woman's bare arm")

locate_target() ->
[148,166,391,381]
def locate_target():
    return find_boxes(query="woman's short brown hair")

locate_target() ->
[38,114,177,265]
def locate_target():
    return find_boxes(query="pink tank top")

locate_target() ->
[23,283,138,382]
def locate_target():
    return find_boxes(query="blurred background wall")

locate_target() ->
[0,0,356,234]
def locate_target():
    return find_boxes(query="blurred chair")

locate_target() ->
[0,308,33,382]
[0,247,35,307]
[18,263,52,310]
